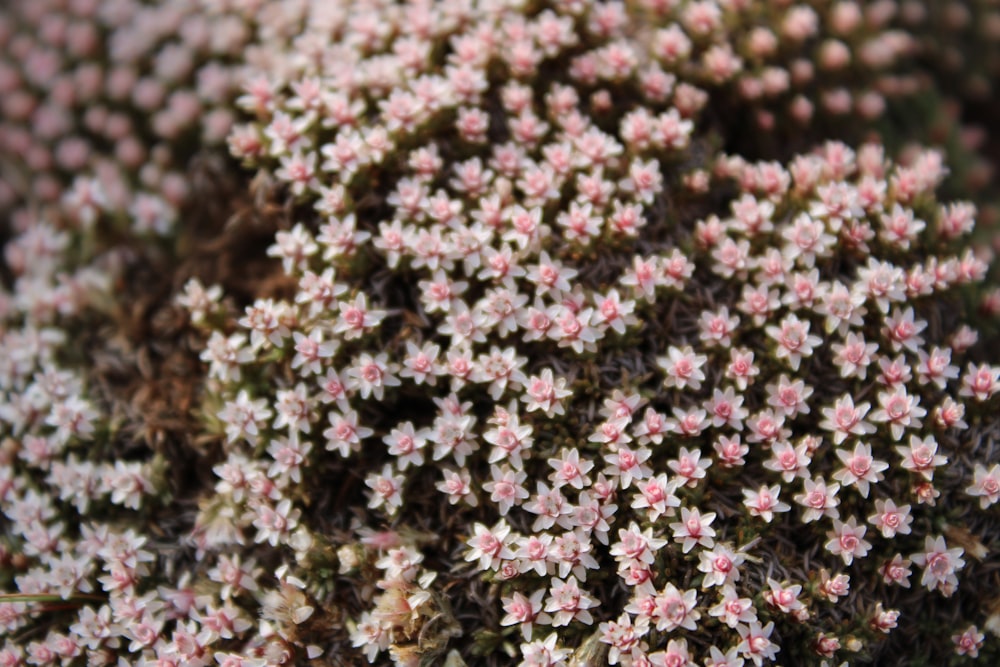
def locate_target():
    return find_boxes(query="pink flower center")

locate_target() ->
[928,552,950,576]
[807,490,827,508]
[645,484,664,504]
[849,456,871,477]
[343,307,364,328]
[887,397,908,420]
[912,446,932,467]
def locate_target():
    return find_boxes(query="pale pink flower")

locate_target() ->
[501,590,549,641]
[794,476,840,523]
[746,409,789,444]
[952,626,985,658]
[267,222,317,271]
[485,415,534,470]
[619,158,662,203]
[817,280,866,335]
[911,535,965,595]
[825,517,872,565]
[739,283,780,325]
[651,638,693,667]
[960,362,1000,401]
[916,346,959,389]
[523,368,573,417]
[400,341,441,386]
[631,473,681,521]
[346,352,400,401]
[667,447,710,487]
[712,237,752,279]
[709,585,756,629]
[732,193,775,237]
[365,465,404,515]
[715,435,749,467]
[544,576,597,627]
[765,375,812,418]
[763,439,810,482]
[966,463,1000,508]
[465,520,514,571]
[573,491,616,545]
[557,201,603,243]
[548,448,593,490]
[881,554,913,587]
[515,533,555,577]
[742,484,790,523]
[765,313,821,371]
[599,614,649,666]
[833,442,888,497]
[633,407,670,445]
[218,391,272,446]
[705,387,748,430]
[436,468,477,507]
[621,255,663,302]
[818,570,851,602]
[520,633,571,667]
[856,257,906,313]
[872,387,925,439]
[251,499,300,547]
[830,332,878,380]
[323,409,373,457]
[704,645,745,667]
[877,353,913,387]
[334,293,385,340]
[603,443,652,489]
[418,269,467,313]
[883,306,926,353]
[483,465,529,515]
[670,507,716,553]
[699,306,740,347]
[879,203,925,249]
[819,394,875,444]
[524,483,571,532]
[697,544,745,588]
[610,522,667,568]
[726,348,759,389]
[474,346,529,400]
[550,304,601,354]
[736,621,778,666]
[896,435,947,480]
[601,390,644,421]
[669,406,710,438]
[764,578,804,614]
[651,583,700,632]
[868,498,913,538]
[550,531,600,582]
[527,251,577,297]
[593,289,638,335]
[781,213,834,266]
[932,396,968,430]
[290,329,338,376]
[658,345,707,390]
[870,603,900,634]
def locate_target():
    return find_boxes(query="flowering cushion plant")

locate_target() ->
[0,1,999,667]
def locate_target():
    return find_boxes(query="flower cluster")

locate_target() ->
[0,0,246,227]
[632,0,922,134]
[198,1,1000,665]
[0,1,998,667]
